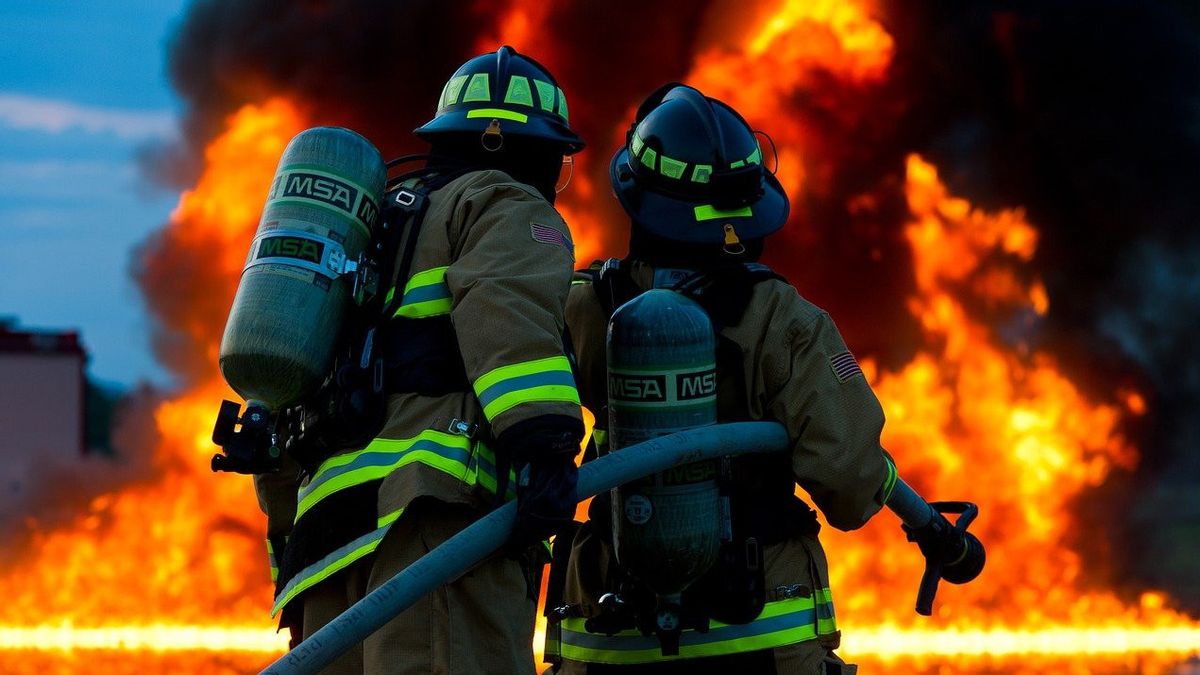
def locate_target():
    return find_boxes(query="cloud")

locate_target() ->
[0,160,140,213]
[0,93,176,141]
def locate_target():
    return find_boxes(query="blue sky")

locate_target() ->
[0,1,190,387]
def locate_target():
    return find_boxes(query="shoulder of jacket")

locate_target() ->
[435,168,547,204]
[750,277,829,332]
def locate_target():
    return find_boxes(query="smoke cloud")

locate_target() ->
[134,0,1200,606]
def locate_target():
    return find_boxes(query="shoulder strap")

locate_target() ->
[670,263,786,328]
[584,258,640,318]
[379,167,473,318]
[585,259,785,328]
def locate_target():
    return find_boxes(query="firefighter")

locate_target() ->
[545,84,898,674]
[256,46,586,674]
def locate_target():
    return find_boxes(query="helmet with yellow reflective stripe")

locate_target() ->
[610,83,788,243]
[415,45,584,155]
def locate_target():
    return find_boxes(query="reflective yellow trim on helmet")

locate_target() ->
[534,79,556,112]
[694,204,752,221]
[730,160,746,169]
[747,146,762,165]
[640,147,658,170]
[440,75,469,110]
[463,73,491,103]
[630,132,645,157]
[692,164,712,183]
[556,86,569,121]
[504,75,535,106]
[466,108,529,123]
[659,156,687,179]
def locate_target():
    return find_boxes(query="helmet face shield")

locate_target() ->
[416,45,584,154]
[610,85,789,243]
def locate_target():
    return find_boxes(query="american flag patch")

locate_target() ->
[830,350,863,382]
[530,222,574,256]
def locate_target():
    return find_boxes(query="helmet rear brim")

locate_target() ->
[609,147,789,243]
[415,114,585,155]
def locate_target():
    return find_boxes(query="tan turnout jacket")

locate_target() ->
[554,259,894,673]
[255,169,582,618]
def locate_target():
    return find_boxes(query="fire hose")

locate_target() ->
[261,421,985,675]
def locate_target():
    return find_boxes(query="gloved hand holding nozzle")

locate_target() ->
[886,477,986,615]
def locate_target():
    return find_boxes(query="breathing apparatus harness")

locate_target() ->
[210,156,471,476]
[546,259,819,655]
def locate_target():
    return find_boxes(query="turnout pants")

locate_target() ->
[299,499,538,675]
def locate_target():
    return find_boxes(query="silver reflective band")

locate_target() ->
[243,228,354,280]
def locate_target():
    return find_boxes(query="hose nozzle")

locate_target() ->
[902,500,986,615]
[887,479,987,616]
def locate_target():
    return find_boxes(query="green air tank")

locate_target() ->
[219,126,385,410]
[607,289,721,597]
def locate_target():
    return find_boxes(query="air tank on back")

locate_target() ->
[607,289,721,598]
[219,126,385,410]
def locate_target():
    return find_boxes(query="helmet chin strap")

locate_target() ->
[555,156,574,194]
[754,130,779,175]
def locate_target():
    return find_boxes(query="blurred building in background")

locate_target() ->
[0,319,87,522]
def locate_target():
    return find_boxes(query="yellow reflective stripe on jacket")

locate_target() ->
[472,355,580,421]
[266,538,278,584]
[295,430,514,523]
[814,587,837,635]
[391,265,452,318]
[558,592,837,664]
[377,507,405,530]
[274,440,518,616]
[271,523,390,617]
[472,441,517,499]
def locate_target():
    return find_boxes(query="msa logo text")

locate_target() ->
[609,374,667,402]
[257,236,324,264]
[661,462,718,485]
[280,172,359,214]
[676,369,716,400]
[356,195,379,225]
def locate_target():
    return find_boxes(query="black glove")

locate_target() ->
[902,506,986,586]
[902,512,962,565]
[496,416,583,553]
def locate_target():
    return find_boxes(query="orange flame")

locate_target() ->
[0,100,304,645]
[819,155,1177,643]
